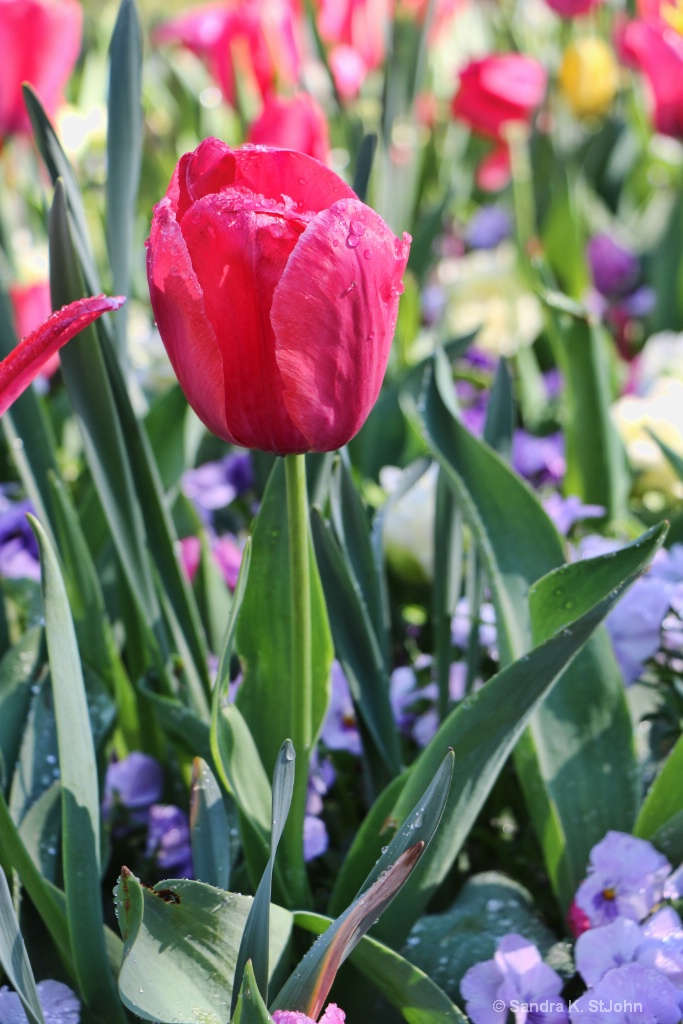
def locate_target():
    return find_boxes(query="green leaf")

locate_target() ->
[233,962,275,1024]
[190,758,234,890]
[0,865,46,1024]
[370,531,664,944]
[232,740,296,1014]
[236,460,332,777]
[399,873,560,1006]
[273,844,425,1019]
[419,357,648,911]
[482,358,514,460]
[311,509,399,783]
[545,311,628,519]
[30,516,125,1024]
[18,781,62,884]
[635,732,683,859]
[115,872,292,1024]
[352,133,378,204]
[106,0,143,355]
[294,913,467,1024]
[0,627,43,783]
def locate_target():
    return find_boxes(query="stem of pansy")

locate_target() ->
[284,451,313,905]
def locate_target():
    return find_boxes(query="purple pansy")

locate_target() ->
[636,907,683,987]
[182,452,254,521]
[320,661,362,756]
[543,494,605,536]
[0,493,40,582]
[512,431,566,487]
[103,752,164,830]
[465,205,512,250]
[587,235,641,300]
[574,832,671,927]
[575,917,644,986]
[451,598,498,653]
[460,933,568,1024]
[569,962,681,1024]
[303,814,328,862]
[146,804,193,878]
[0,980,80,1024]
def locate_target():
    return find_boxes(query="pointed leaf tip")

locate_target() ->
[0,294,126,417]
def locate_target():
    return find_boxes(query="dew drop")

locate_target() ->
[341,281,358,297]
[346,235,360,249]
[363,249,372,259]
[332,238,339,247]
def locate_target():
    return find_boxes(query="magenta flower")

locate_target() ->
[272,1005,345,1024]
[574,832,671,927]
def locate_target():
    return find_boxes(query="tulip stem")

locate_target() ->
[284,452,313,906]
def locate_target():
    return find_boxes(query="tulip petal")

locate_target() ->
[272,198,410,451]
[180,190,310,453]
[0,294,124,417]
[147,198,232,442]
[233,146,356,214]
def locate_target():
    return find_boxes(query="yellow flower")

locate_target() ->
[559,37,619,118]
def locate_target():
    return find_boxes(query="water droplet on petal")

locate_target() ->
[363,249,372,259]
[346,235,360,249]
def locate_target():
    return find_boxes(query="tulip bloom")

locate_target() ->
[559,37,619,117]
[146,140,410,454]
[247,93,330,163]
[154,0,301,109]
[0,295,124,416]
[451,54,547,190]
[544,0,601,15]
[620,10,683,139]
[0,0,82,138]
[317,0,391,97]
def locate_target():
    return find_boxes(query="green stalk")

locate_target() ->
[283,452,313,906]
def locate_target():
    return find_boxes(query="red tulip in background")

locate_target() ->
[0,295,125,416]
[247,93,330,163]
[154,0,300,109]
[620,2,683,140]
[451,53,547,190]
[0,0,82,137]
[9,279,61,380]
[317,0,391,97]
[146,140,410,454]
[543,0,602,16]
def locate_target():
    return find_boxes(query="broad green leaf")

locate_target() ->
[420,358,646,911]
[232,741,296,1014]
[30,517,125,1024]
[236,460,332,777]
[635,732,683,859]
[399,873,560,1006]
[294,913,467,1024]
[115,872,292,1024]
[190,758,234,891]
[233,962,274,1024]
[0,627,42,782]
[106,0,143,357]
[9,675,58,826]
[370,525,664,945]
[18,781,62,884]
[0,866,45,1024]
[273,845,425,1019]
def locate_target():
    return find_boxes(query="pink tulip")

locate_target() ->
[154,0,301,109]
[0,0,82,137]
[146,140,410,454]
[317,0,391,95]
[0,295,125,416]
[247,93,330,163]
[620,8,683,139]
[543,0,601,16]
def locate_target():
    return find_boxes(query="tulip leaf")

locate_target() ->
[370,542,665,945]
[30,516,126,1023]
[0,626,43,781]
[232,740,296,1015]
[115,872,293,1024]
[0,865,45,1024]
[418,355,647,912]
[431,471,464,721]
[634,731,683,860]
[352,133,378,204]
[106,0,143,357]
[311,509,400,785]
[0,285,60,527]
[294,913,467,1024]
[648,428,683,483]
[233,962,275,1024]
[482,357,514,460]
[190,758,235,891]
[272,844,425,1019]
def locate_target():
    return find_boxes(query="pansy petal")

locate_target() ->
[0,294,124,417]
[272,198,410,451]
